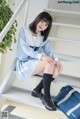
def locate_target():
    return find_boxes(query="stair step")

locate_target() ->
[13,72,80,90]
[1,86,63,114]
[44,8,80,17]
[57,53,80,63]
[54,74,80,89]
[48,36,80,46]
[44,8,80,29]
[52,22,80,29]
[31,74,80,89]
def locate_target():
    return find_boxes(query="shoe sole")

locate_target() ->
[42,99,57,111]
[31,92,43,100]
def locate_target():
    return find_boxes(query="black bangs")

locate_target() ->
[42,18,50,25]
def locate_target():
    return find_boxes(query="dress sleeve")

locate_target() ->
[18,27,42,59]
[43,41,59,61]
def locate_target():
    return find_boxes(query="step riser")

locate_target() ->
[13,75,80,95]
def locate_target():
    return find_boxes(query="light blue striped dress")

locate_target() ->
[16,26,58,80]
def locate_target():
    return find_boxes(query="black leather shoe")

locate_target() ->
[42,98,57,111]
[31,89,43,100]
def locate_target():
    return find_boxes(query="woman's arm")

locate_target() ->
[43,41,59,61]
[42,41,62,72]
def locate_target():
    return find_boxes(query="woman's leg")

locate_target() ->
[32,60,57,111]
[33,60,55,75]
[33,60,55,93]
[32,61,61,93]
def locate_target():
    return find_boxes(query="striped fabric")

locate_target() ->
[67,103,80,116]
[54,85,80,119]
[57,89,76,106]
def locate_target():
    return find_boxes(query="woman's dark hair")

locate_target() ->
[29,12,53,41]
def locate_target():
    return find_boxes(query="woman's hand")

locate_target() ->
[41,55,54,64]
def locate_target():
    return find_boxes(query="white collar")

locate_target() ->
[25,27,43,47]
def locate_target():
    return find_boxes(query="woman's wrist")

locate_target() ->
[54,57,59,61]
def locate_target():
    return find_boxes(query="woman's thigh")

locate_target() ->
[33,60,61,77]
[33,60,46,75]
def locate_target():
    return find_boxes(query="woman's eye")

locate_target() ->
[44,23,48,27]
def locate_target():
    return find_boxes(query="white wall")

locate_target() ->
[26,0,49,25]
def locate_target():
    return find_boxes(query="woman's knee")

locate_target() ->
[44,62,55,72]
[33,61,55,75]
[53,66,61,78]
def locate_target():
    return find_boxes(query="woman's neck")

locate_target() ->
[32,31,38,36]
[32,32,39,36]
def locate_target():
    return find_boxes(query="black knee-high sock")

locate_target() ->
[43,73,52,100]
[34,79,43,93]
[34,77,55,93]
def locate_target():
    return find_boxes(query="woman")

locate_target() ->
[16,12,62,111]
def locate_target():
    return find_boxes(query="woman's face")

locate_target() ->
[36,20,48,33]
